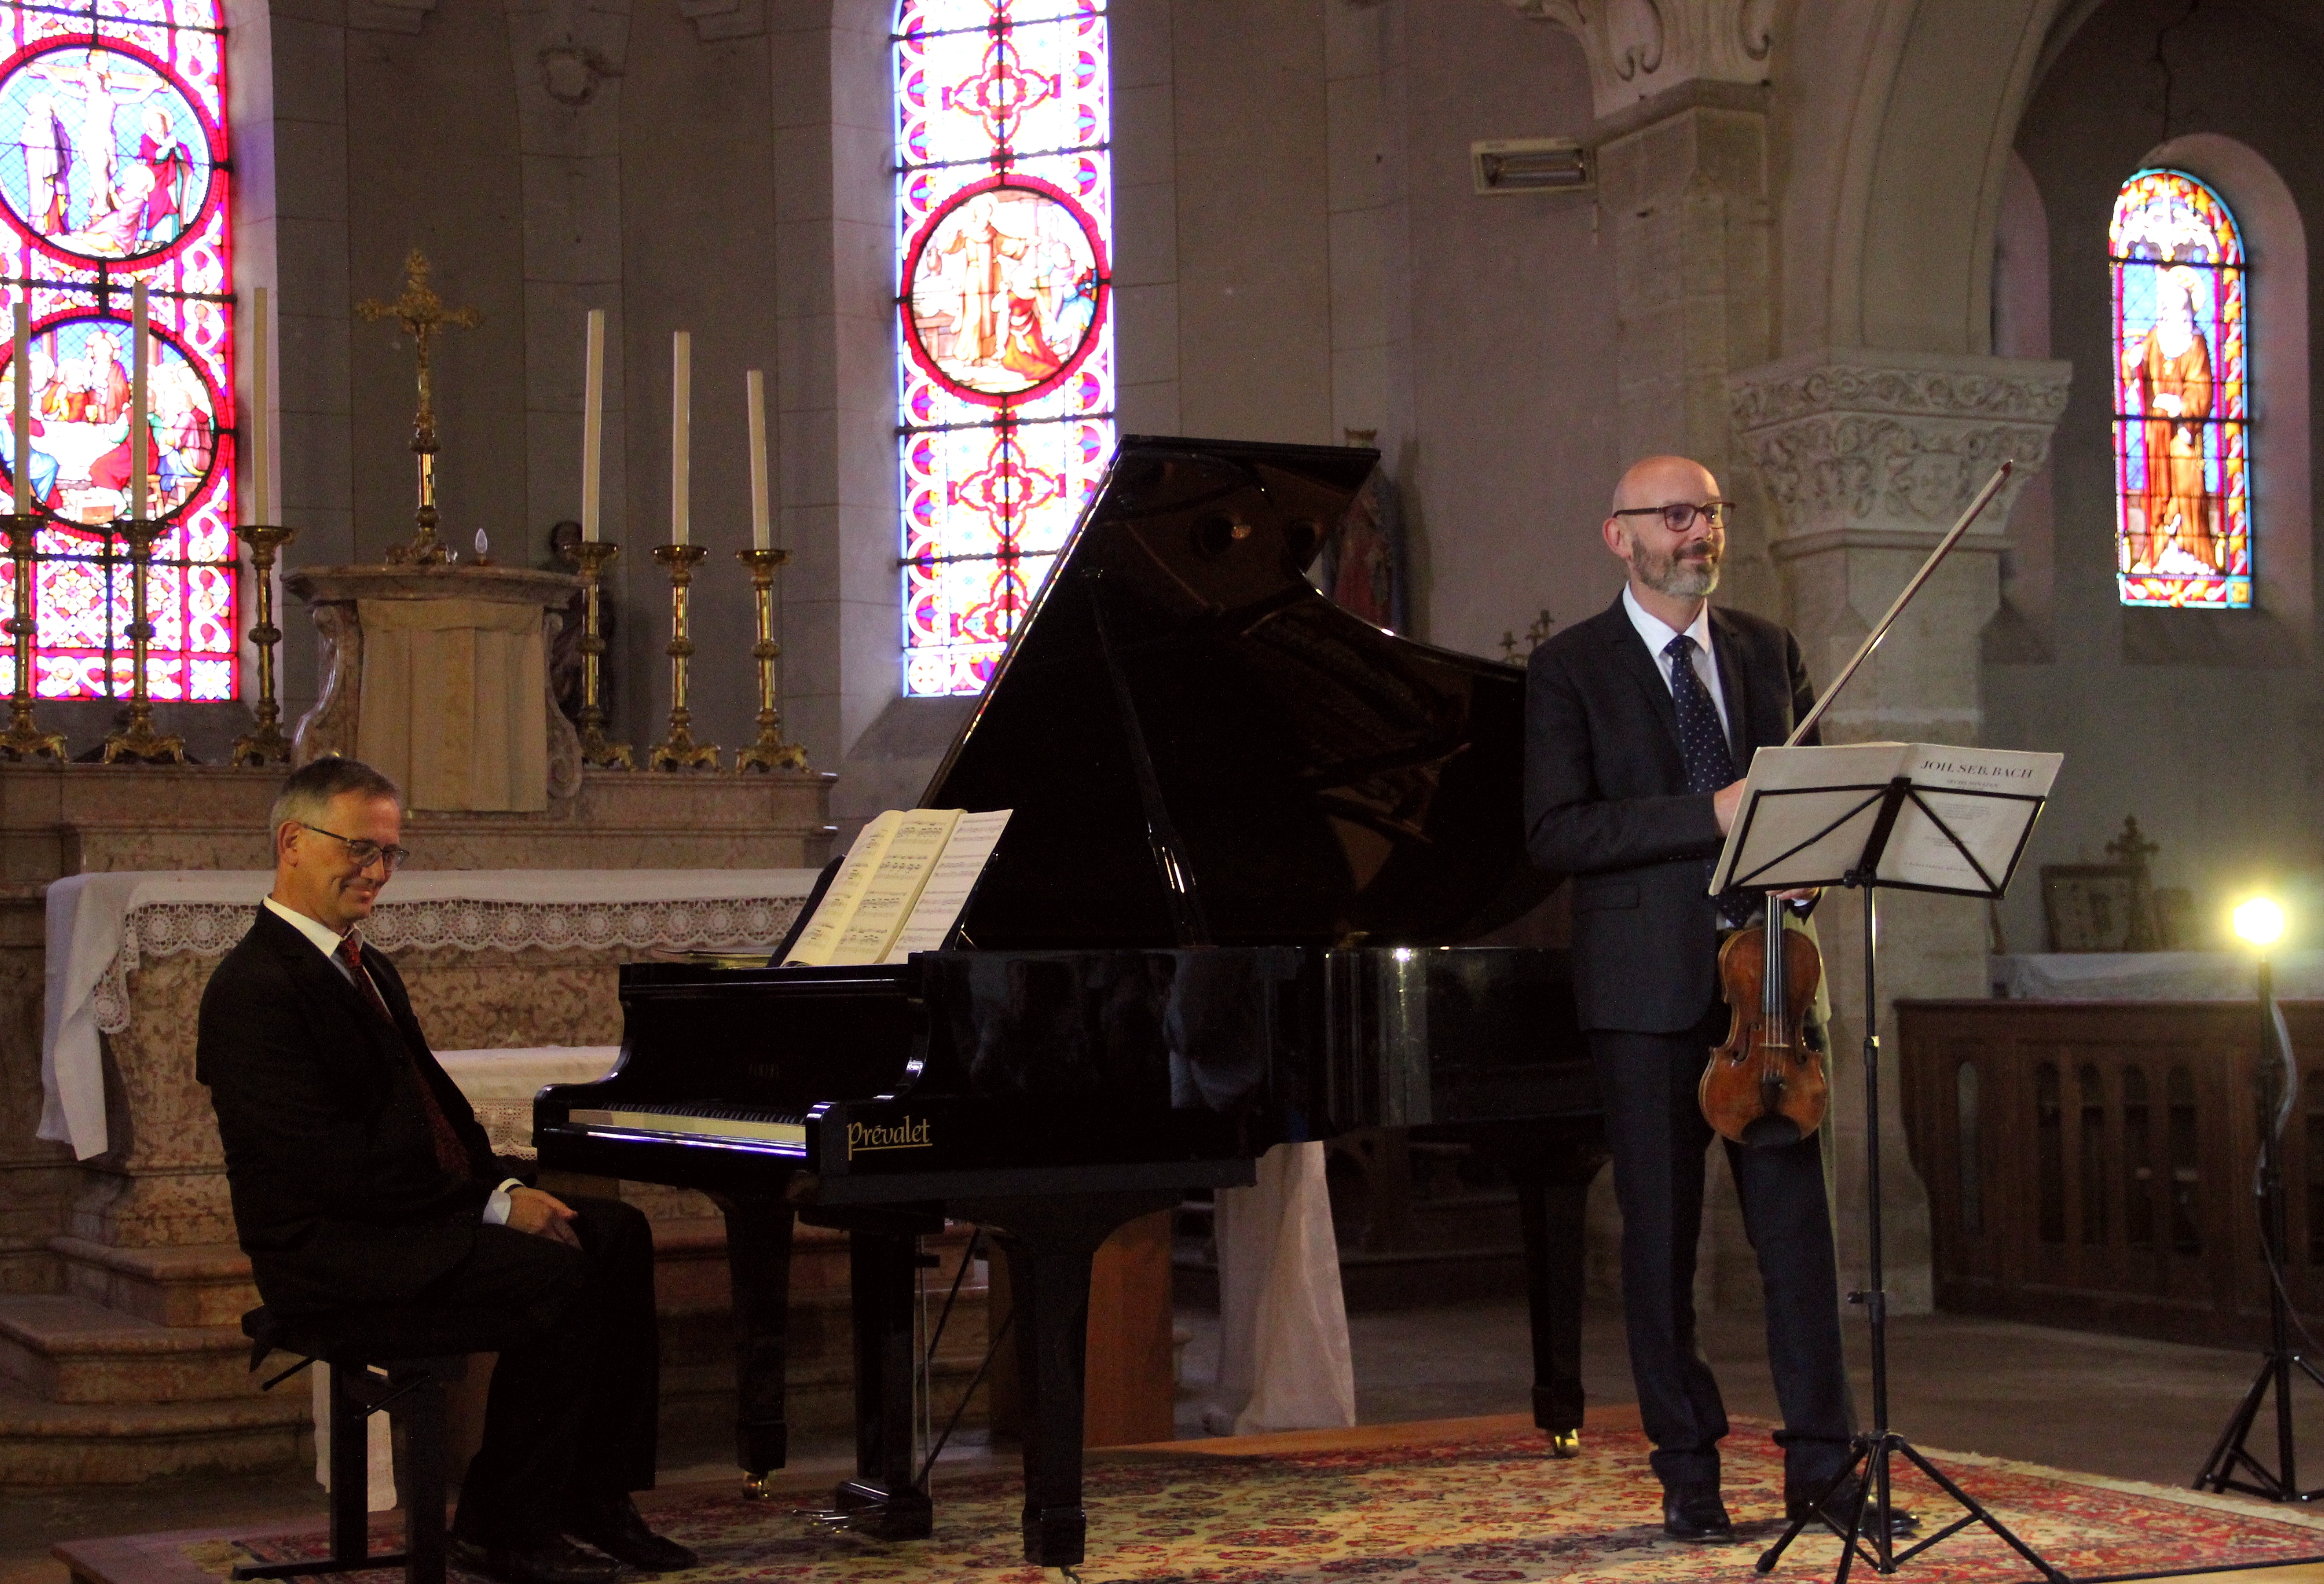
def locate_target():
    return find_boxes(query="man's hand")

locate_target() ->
[1713,779,1746,835]
[1774,887,1821,904]
[505,1186,580,1248]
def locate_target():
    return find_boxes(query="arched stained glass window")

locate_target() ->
[2112,169,2248,610]
[893,0,1112,697]
[0,4,235,701]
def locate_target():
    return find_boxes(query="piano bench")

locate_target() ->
[233,1305,539,1584]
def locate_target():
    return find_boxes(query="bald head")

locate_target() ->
[1611,454,1720,516]
[1602,454,1727,623]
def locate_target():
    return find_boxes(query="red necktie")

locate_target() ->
[340,932,470,1179]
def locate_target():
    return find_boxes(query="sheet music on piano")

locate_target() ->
[781,808,1012,966]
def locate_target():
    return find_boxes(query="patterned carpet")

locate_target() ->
[185,1416,2324,1584]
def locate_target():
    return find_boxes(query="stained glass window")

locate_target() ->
[894,0,1112,696]
[2112,169,2248,610]
[0,6,235,701]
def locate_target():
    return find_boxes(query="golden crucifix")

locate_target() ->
[357,249,481,565]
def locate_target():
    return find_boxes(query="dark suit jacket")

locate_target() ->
[1524,595,1816,1034]
[196,905,500,1314]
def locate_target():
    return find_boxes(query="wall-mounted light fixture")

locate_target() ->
[1471,138,1592,196]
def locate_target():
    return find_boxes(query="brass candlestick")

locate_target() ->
[571,540,633,769]
[734,546,808,773]
[647,542,718,771]
[102,518,187,764]
[230,523,296,767]
[0,514,61,760]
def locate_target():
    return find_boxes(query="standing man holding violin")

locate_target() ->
[1524,454,1911,1543]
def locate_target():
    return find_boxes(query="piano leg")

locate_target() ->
[836,1226,935,1539]
[961,1189,1181,1570]
[719,1194,796,1484]
[1515,1174,1589,1453]
[1456,1119,1609,1458]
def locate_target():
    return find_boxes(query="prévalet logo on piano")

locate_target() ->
[848,1116,932,1160]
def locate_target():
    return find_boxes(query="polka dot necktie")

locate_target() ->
[1665,633,1749,925]
[1664,633,1734,793]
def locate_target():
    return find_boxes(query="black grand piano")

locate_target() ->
[535,437,1608,1569]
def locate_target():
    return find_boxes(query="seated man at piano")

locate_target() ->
[1524,455,1910,1543]
[196,758,694,1584]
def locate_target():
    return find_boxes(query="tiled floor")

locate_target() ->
[12,1299,2324,1580]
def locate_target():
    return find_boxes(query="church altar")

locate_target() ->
[40,868,814,1160]
[1988,952,2324,1000]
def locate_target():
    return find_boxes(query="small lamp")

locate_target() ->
[2235,896,2286,951]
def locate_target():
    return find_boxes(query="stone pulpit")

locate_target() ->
[285,565,584,812]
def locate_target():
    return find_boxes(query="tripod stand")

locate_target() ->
[1754,864,2065,1582]
[2193,949,2324,1502]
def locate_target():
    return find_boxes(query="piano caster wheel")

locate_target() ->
[1044,1569,1085,1584]
[743,1472,780,1502]
[1548,1429,1581,1459]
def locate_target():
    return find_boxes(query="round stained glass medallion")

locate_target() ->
[0,41,221,265]
[902,176,1108,406]
[1,313,221,522]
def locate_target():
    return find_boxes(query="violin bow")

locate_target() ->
[1783,460,2014,749]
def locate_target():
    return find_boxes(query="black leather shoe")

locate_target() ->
[567,1493,700,1572]
[448,1535,622,1584]
[1787,1478,1921,1537]
[1662,1482,1735,1542]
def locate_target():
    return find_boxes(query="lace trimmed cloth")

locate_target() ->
[40,868,819,1160]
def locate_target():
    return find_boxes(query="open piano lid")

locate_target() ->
[922,435,1548,952]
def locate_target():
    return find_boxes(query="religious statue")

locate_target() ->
[2127,266,2218,575]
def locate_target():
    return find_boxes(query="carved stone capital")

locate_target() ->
[1506,0,1774,121]
[1727,349,2072,542]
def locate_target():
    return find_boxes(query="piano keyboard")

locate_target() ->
[567,1104,808,1145]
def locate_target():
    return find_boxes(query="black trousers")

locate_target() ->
[431,1196,660,1546]
[1590,1019,1853,1492]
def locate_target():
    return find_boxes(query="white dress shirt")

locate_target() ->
[262,895,516,1226]
[1621,584,1731,740]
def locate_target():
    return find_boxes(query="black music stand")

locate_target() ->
[1718,761,2063,1583]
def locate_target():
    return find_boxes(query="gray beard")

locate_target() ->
[1634,546,1721,600]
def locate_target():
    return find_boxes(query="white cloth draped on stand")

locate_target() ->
[1210,1140,1357,1435]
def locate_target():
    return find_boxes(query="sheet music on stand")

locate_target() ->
[1709,742,2061,900]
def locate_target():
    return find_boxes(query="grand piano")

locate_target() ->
[535,437,1608,1569]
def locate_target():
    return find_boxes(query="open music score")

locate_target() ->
[1709,742,2061,898]
[783,807,1013,967]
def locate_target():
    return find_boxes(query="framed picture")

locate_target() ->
[2041,864,2155,953]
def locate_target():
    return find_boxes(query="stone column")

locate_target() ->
[1728,348,2071,1310]
[503,0,633,572]
[1511,0,1780,615]
[770,0,899,769]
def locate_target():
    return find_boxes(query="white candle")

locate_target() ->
[251,286,269,526]
[670,330,690,545]
[580,309,604,542]
[11,301,27,514]
[746,368,769,551]
[129,282,148,522]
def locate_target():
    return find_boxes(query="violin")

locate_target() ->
[1700,892,1827,1147]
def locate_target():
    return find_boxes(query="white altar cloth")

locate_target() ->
[40,868,818,1158]
[1991,951,2324,1002]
